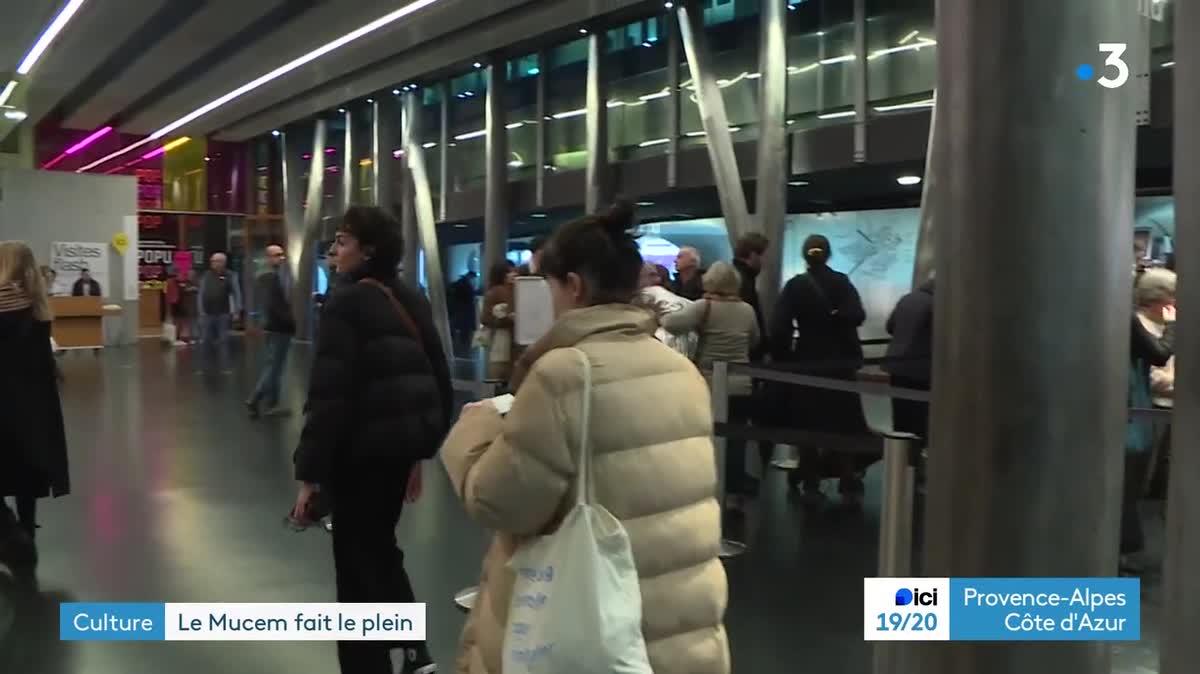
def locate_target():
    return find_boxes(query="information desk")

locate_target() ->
[50,296,119,349]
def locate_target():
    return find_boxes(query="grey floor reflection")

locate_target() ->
[4,341,1163,674]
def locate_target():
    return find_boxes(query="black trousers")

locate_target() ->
[1120,452,1149,556]
[889,376,930,444]
[331,464,421,674]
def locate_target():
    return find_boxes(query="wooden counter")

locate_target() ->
[50,296,107,349]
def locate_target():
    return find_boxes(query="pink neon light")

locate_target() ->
[324,147,336,154]
[66,126,113,154]
[43,152,69,169]
[142,147,166,160]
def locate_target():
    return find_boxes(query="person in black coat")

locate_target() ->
[733,232,769,361]
[0,242,70,549]
[290,207,451,674]
[246,245,297,418]
[767,234,869,503]
[70,268,101,297]
[884,277,935,442]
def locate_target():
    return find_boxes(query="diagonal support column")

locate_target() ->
[911,91,939,287]
[404,92,454,362]
[288,119,327,342]
[585,32,609,214]
[1163,0,1200,670]
[677,1,751,244]
[754,0,788,321]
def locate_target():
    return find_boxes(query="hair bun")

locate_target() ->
[603,199,636,237]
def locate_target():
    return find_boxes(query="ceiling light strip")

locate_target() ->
[0,81,17,108]
[18,0,88,75]
[78,0,446,172]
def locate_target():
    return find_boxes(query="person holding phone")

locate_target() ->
[290,207,451,674]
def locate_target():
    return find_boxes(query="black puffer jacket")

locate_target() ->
[294,269,453,484]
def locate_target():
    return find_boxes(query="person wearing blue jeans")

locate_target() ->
[247,245,295,418]
[196,252,242,374]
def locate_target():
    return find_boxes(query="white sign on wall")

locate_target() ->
[49,241,109,298]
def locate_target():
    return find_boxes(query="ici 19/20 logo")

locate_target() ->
[895,587,939,607]
[1075,43,1129,89]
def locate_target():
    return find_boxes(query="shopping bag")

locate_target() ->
[502,350,653,674]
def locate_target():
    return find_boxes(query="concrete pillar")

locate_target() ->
[852,0,868,163]
[290,119,327,342]
[484,60,509,275]
[399,101,419,288]
[404,92,454,361]
[920,2,1135,674]
[676,0,751,244]
[343,109,354,206]
[754,0,788,321]
[1162,0,1200,670]
[439,82,450,222]
[585,32,609,214]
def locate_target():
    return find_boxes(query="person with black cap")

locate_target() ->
[767,234,869,505]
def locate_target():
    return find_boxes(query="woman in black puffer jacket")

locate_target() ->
[291,207,452,674]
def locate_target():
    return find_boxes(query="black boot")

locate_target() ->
[399,645,437,674]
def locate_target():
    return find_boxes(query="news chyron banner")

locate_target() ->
[863,578,1140,641]
[59,604,425,642]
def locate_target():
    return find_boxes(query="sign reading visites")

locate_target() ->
[48,242,109,297]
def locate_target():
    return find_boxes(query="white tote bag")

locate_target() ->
[502,350,653,674]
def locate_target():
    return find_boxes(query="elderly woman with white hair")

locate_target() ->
[662,261,760,504]
[1122,267,1176,574]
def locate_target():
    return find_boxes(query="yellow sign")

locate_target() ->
[112,232,129,255]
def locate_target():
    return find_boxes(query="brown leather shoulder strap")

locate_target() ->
[357,278,423,347]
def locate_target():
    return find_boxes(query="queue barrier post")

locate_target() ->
[712,361,746,558]
[453,380,500,613]
[873,432,917,674]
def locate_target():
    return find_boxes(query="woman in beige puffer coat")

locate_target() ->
[440,204,729,674]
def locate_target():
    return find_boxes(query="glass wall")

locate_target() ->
[546,37,589,173]
[866,0,936,111]
[447,69,488,193]
[350,101,375,206]
[606,17,671,160]
[415,86,443,215]
[786,0,857,129]
[506,53,540,182]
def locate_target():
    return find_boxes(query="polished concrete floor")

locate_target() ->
[1,340,1165,673]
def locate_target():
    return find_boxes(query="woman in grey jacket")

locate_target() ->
[663,261,759,501]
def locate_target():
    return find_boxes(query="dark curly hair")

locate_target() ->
[338,206,403,279]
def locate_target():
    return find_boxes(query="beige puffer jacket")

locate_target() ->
[440,303,729,674]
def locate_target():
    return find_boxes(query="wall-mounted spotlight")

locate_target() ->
[897,175,922,186]
[271,130,281,137]
[473,61,482,68]
[392,88,401,95]
[338,107,346,113]
[366,98,374,103]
